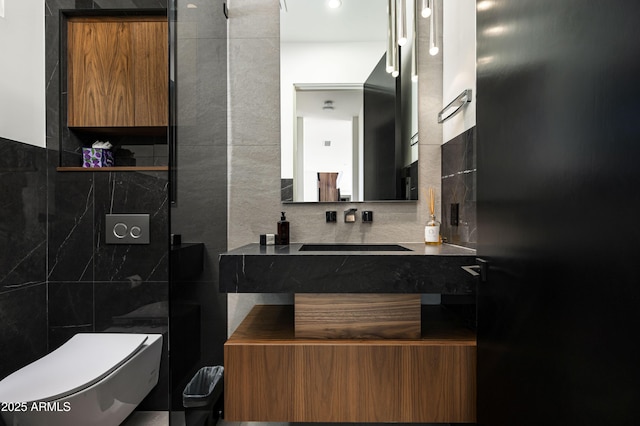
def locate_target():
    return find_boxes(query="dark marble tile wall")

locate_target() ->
[0,138,48,380]
[0,284,48,380]
[441,127,477,249]
[0,138,47,291]
[44,0,171,410]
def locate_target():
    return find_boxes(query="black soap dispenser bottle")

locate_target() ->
[278,212,290,245]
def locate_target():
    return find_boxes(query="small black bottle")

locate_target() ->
[277,212,290,245]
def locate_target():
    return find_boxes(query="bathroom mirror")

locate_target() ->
[280,0,419,203]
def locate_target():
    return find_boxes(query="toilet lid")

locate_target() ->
[0,333,147,403]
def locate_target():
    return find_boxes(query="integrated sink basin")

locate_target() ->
[298,243,412,252]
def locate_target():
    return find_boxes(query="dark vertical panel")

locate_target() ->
[363,54,398,200]
[168,0,228,417]
[477,1,640,424]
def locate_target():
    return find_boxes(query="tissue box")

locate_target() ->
[82,148,114,168]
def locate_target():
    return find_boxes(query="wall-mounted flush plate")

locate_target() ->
[105,214,150,244]
[326,211,337,223]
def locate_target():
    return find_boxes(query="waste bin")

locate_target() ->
[183,366,224,426]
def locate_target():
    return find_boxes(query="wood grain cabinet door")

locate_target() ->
[67,16,167,128]
[132,20,168,127]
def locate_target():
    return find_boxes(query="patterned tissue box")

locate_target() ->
[82,147,114,168]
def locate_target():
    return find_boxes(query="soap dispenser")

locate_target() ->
[277,212,290,245]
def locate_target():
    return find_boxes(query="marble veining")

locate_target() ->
[441,126,477,249]
[0,139,47,292]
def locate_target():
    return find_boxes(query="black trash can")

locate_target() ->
[183,366,224,426]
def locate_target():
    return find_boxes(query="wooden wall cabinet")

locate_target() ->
[67,16,168,129]
[224,305,477,423]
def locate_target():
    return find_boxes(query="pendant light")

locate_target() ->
[386,0,399,76]
[429,0,439,56]
[398,0,408,47]
[421,0,431,18]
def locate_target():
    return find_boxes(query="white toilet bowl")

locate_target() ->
[0,333,163,426]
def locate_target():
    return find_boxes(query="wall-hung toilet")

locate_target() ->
[0,333,163,426]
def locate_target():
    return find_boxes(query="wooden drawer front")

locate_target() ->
[225,341,476,423]
[224,305,476,423]
[295,344,405,422]
[223,344,294,421]
[402,344,477,423]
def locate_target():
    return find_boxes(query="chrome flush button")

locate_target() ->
[113,223,128,239]
[130,226,142,239]
[105,214,150,244]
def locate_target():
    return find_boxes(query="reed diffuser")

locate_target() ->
[424,187,441,245]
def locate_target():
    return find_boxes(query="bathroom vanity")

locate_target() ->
[219,243,477,423]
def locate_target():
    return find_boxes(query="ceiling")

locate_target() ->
[280,0,387,43]
[296,88,363,120]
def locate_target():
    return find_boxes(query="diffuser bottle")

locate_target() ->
[424,214,441,245]
[424,187,441,245]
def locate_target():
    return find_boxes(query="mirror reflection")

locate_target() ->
[280,0,419,203]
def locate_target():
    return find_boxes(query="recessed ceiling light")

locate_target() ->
[187,3,198,9]
[328,0,342,9]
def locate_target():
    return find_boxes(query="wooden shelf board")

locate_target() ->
[57,166,168,172]
[227,304,476,345]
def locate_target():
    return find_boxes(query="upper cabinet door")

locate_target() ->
[67,16,167,128]
[132,21,168,127]
[67,19,135,127]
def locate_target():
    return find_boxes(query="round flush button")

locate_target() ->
[113,223,128,239]
[130,226,142,239]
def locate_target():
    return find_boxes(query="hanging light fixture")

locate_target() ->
[429,0,439,56]
[397,0,408,47]
[386,0,398,76]
[421,0,432,18]
[411,5,418,82]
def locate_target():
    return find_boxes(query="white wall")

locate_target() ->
[280,41,384,178]
[442,0,476,143]
[302,117,353,200]
[0,1,45,147]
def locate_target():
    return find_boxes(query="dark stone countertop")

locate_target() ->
[219,243,477,294]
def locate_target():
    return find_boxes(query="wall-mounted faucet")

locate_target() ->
[362,211,373,223]
[344,208,357,223]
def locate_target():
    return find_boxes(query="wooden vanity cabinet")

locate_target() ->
[225,304,477,423]
[67,16,168,129]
